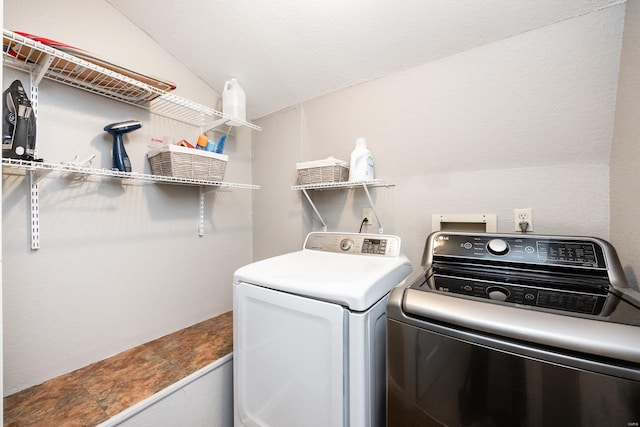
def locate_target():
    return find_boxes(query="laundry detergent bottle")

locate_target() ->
[349,137,375,181]
[222,78,246,122]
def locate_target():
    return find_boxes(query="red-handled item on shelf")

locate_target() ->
[3,31,176,101]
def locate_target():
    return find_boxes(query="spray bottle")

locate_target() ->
[348,137,374,181]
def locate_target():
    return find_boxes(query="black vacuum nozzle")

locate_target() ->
[104,120,141,172]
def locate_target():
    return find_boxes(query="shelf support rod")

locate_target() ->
[301,188,327,232]
[361,183,383,234]
[29,169,40,250]
[30,59,50,159]
[198,186,206,237]
[202,117,230,134]
[32,53,54,87]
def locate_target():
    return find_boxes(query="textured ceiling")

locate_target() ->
[107,0,622,120]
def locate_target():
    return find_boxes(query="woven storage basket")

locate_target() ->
[296,157,349,185]
[148,144,228,181]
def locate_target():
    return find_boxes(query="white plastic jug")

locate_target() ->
[349,137,375,181]
[222,78,246,122]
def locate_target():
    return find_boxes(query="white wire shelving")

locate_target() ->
[291,179,394,233]
[2,29,262,248]
[1,158,260,189]
[2,158,260,248]
[2,29,261,131]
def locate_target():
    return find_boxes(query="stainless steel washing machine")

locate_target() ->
[387,231,640,426]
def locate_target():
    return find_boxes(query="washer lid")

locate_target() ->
[397,288,640,364]
[234,249,413,311]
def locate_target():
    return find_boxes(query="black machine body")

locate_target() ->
[2,79,38,161]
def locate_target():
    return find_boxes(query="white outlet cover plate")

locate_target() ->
[513,208,533,232]
[362,208,375,225]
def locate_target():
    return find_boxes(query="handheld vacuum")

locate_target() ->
[2,79,38,160]
[104,120,141,172]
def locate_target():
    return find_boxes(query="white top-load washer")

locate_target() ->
[233,232,413,427]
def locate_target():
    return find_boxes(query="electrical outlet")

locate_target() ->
[514,208,533,232]
[362,208,375,226]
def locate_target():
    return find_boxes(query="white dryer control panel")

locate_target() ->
[304,232,401,257]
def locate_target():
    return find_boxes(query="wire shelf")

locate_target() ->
[291,179,394,191]
[2,158,260,189]
[2,29,261,130]
[291,179,394,233]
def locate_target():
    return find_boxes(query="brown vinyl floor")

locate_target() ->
[3,311,233,427]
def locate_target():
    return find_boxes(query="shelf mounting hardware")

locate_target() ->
[360,183,384,234]
[29,169,40,250]
[291,180,394,234]
[301,188,328,232]
[32,53,53,87]
[199,186,206,237]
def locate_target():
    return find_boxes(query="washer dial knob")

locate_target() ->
[487,286,510,301]
[487,239,509,255]
[340,239,354,251]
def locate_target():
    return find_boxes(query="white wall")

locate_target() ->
[251,107,305,261]
[254,5,624,281]
[611,0,640,289]
[3,0,253,394]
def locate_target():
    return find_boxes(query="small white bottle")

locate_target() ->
[349,137,375,182]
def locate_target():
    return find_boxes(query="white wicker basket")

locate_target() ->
[148,144,228,181]
[296,157,349,185]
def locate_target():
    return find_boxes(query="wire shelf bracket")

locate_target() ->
[29,170,40,249]
[291,179,394,234]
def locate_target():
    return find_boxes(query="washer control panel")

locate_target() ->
[432,233,606,268]
[304,232,401,257]
[418,232,620,317]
